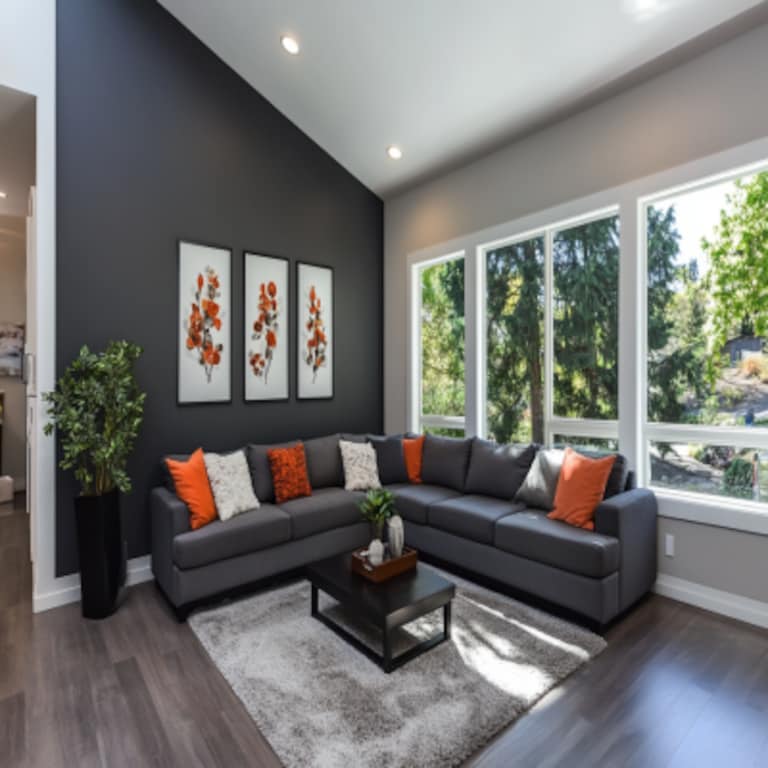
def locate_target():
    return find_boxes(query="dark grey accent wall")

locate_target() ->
[56,0,383,575]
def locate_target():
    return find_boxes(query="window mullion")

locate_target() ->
[544,228,554,446]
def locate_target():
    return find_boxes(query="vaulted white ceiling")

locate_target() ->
[159,0,765,197]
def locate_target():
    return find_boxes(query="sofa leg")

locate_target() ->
[174,604,190,623]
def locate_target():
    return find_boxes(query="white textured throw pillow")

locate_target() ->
[339,440,382,492]
[204,450,260,521]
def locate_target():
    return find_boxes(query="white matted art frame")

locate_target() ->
[297,261,334,400]
[244,252,290,402]
[177,240,232,405]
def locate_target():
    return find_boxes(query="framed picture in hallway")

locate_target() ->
[297,262,334,400]
[0,322,24,377]
[177,240,232,404]
[244,252,289,402]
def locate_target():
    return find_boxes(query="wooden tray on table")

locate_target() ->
[350,546,418,583]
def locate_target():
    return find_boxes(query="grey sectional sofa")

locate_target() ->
[151,433,657,626]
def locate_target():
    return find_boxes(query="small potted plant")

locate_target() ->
[44,341,146,619]
[358,488,394,542]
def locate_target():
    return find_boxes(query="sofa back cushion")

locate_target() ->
[420,434,473,492]
[603,453,629,498]
[303,434,343,489]
[368,435,409,485]
[247,441,298,503]
[465,440,538,499]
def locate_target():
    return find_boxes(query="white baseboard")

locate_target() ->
[32,555,153,613]
[654,574,768,630]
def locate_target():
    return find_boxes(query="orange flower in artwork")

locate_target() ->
[303,283,328,383]
[249,278,280,383]
[185,267,224,384]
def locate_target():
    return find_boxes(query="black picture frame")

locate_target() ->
[177,238,233,406]
[296,261,335,401]
[243,251,290,403]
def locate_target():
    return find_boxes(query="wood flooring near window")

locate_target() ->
[1,498,766,768]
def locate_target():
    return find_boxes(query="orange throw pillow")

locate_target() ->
[165,448,217,530]
[548,447,616,530]
[268,443,312,504]
[403,435,425,484]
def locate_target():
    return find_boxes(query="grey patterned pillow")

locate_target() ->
[204,450,260,521]
[514,448,564,511]
[339,440,382,492]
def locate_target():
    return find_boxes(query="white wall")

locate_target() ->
[384,23,768,613]
[0,215,27,488]
[0,0,57,609]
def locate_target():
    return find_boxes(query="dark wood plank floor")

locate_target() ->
[1,497,767,767]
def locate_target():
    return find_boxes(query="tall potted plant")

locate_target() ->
[44,341,146,619]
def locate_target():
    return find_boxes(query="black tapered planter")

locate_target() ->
[74,489,126,619]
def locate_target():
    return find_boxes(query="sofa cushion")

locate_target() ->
[403,435,425,483]
[246,441,298,503]
[384,483,462,525]
[428,495,525,545]
[204,450,260,521]
[164,449,217,530]
[420,435,473,492]
[494,509,620,578]
[172,504,291,569]
[602,453,629,499]
[514,448,564,510]
[465,440,537,499]
[339,433,367,443]
[303,434,343,488]
[368,436,409,485]
[548,447,616,530]
[277,487,364,540]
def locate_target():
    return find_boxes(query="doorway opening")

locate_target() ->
[0,83,36,610]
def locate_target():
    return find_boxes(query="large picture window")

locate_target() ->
[645,170,768,501]
[479,210,620,448]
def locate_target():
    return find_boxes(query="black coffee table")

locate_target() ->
[306,554,455,673]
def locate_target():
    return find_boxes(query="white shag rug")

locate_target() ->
[189,569,605,768]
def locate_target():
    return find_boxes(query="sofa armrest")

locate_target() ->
[594,488,658,612]
[150,487,190,602]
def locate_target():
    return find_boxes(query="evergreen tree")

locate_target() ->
[552,217,620,419]
[486,238,544,443]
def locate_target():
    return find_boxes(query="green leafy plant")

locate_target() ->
[723,457,754,498]
[358,488,395,539]
[43,341,146,496]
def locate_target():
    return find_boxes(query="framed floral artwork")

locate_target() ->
[297,261,334,400]
[244,252,289,402]
[177,240,231,404]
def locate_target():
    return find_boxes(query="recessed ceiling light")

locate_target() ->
[0,191,6,199]
[387,145,403,160]
[281,35,300,55]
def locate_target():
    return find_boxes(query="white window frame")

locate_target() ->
[476,206,620,447]
[404,134,768,535]
[409,249,467,435]
[638,157,768,517]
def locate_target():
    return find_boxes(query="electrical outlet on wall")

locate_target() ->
[665,533,675,558]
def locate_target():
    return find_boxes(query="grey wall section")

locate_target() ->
[56,0,383,576]
[658,518,768,604]
[384,23,768,600]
